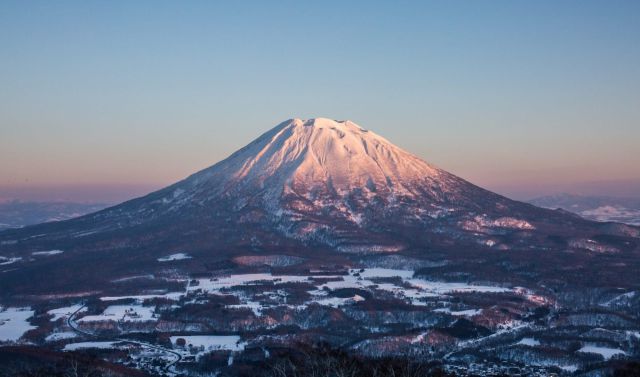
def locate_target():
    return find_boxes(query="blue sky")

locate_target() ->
[1,1,639,201]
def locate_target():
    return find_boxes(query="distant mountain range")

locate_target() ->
[530,193,640,225]
[0,200,110,231]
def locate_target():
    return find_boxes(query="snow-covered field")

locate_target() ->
[578,344,626,360]
[46,331,78,342]
[170,335,245,351]
[311,294,366,308]
[194,269,510,297]
[80,268,513,318]
[316,268,510,304]
[64,341,124,351]
[0,307,36,342]
[158,253,191,262]
[516,337,541,346]
[48,304,86,322]
[189,273,311,293]
[182,268,514,315]
[32,249,64,256]
[78,305,157,322]
[434,308,482,317]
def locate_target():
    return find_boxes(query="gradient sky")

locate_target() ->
[1,1,639,202]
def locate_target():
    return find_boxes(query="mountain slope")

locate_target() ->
[0,118,638,295]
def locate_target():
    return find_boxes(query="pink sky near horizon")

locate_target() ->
[2,117,639,203]
[2,3,639,202]
[1,158,638,203]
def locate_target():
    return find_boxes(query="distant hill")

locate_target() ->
[529,193,640,225]
[0,201,110,230]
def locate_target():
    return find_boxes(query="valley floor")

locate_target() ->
[2,256,640,376]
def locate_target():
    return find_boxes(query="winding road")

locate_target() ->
[66,304,182,374]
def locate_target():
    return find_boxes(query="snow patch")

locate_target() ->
[48,304,86,322]
[0,307,36,342]
[0,257,22,266]
[516,337,540,346]
[78,305,157,322]
[46,331,78,342]
[578,344,626,360]
[158,253,191,262]
[434,308,482,317]
[32,249,64,256]
[232,255,305,267]
[170,335,246,356]
[64,341,123,351]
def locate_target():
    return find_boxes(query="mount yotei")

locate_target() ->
[3,118,636,260]
[1,118,639,376]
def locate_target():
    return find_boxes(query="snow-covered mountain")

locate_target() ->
[0,119,557,250]
[132,117,547,251]
[150,117,483,211]
[0,118,638,295]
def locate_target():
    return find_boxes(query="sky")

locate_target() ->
[1,1,639,202]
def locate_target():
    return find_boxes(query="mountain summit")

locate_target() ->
[207,117,441,195]
[0,118,638,294]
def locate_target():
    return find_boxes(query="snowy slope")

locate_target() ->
[199,118,441,194]
[159,118,462,210]
[150,118,511,228]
